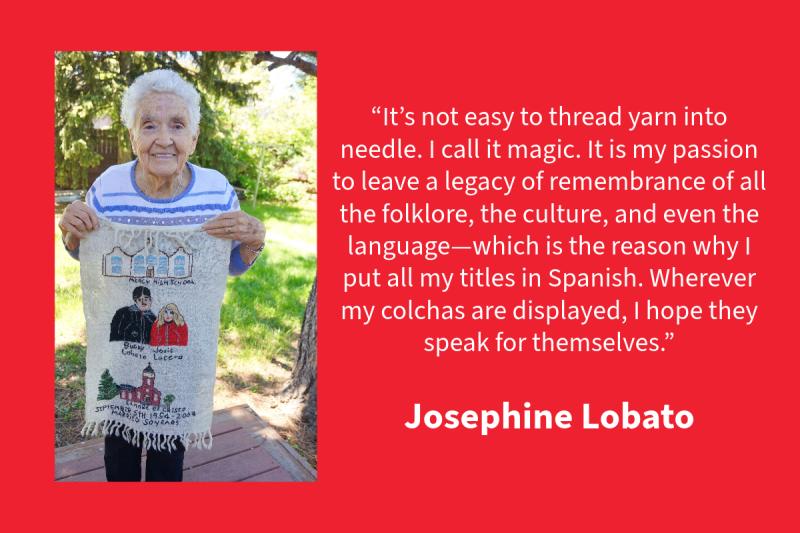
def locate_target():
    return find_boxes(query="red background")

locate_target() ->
[4,2,798,530]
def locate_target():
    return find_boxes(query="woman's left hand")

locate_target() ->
[202,211,265,247]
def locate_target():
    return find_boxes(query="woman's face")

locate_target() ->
[130,92,198,181]
[164,308,174,322]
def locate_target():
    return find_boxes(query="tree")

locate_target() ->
[266,52,319,452]
[163,394,175,411]
[97,369,119,400]
[231,58,317,204]
[253,52,317,77]
[283,279,317,442]
[240,75,317,204]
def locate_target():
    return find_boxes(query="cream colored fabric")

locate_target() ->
[80,221,230,451]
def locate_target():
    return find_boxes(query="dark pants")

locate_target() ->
[104,434,185,482]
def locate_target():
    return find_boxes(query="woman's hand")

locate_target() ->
[202,211,265,247]
[202,211,266,267]
[58,200,100,250]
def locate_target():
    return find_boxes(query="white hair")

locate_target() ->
[121,69,201,134]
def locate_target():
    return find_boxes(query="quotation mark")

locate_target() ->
[661,332,676,351]
[372,105,406,126]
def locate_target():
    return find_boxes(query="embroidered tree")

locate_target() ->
[97,369,119,400]
[163,394,175,412]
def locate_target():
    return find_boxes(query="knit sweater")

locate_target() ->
[66,160,253,275]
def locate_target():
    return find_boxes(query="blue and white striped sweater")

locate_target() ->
[67,160,252,275]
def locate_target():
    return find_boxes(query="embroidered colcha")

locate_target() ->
[80,221,230,451]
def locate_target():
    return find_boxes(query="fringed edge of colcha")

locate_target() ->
[81,420,213,452]
[105,219,207,256]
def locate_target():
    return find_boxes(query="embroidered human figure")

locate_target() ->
[150,303,188,346]
[110,286,156,343]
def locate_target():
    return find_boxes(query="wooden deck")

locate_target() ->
[55,404,316,482]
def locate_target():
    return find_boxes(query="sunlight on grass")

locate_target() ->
[220,225,316,364]
[55,221,86,346]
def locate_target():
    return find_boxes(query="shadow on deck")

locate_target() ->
[55,404,317,482]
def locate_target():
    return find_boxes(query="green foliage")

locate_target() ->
[55,52,317,205]
[231,72,317,203]
[163,394,175,410]
[55,51,256,190]
[193,99,259,188]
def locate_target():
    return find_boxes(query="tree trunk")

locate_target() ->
[270,53,318,456]
[285,276,317,399]
[284,277,317,449]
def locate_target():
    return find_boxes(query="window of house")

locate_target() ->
[133,255,146,276]
[111,255,122,275]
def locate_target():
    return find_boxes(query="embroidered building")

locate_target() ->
[170,247,191,278]
[103,246,131,276]
[103,246,192,279]
[118,364,161,407]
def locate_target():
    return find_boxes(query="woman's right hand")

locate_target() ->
[58,200,100,250]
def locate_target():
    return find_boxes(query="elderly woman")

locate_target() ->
[58,69,265,481]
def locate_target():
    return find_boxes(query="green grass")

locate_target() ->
[55,229,85,346]
[54,199,317,446]
[220,200,317,365]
